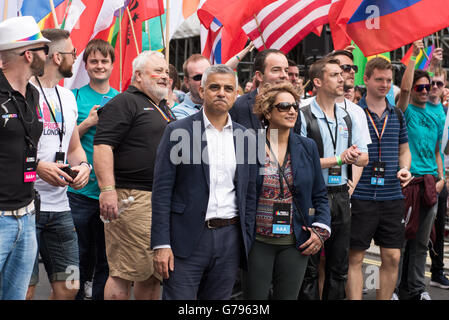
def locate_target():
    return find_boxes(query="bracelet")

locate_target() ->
[100,185,115,192]
[335,155,343,166]
[79,161,92,171]
[235,55,241,61]
[410,56,417,61]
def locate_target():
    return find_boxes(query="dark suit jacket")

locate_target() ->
[151,111,258,270]
[230,89,302,134]
[256,131,331,248]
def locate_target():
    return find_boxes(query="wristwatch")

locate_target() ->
[79,161,92,171]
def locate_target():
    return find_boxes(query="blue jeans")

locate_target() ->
[0,213,37,300]
[30,210,79,286]
[68,192,108,300]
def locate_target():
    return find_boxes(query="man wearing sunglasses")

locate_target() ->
[0,16,50,300]
[26,29,91,300]
[395,40,445,300]
[299,57,368,300]
[171,54,211,119]
[426,67,449,290]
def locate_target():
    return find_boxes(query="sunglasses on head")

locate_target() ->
[191,74,202,81]
[341,64,358,73]
[414,84,431,92]
[272,102,299,112]
[19,44,49,56]
[431,80,445,88]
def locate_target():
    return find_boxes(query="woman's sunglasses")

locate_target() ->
[272,102,299,112]
[413,84,431,92]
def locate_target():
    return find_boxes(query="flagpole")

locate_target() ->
[49,0,59,28]
[146,20,151,51]
[126,7,140,56]
[253,14,267,50]
[3,0,8,21]
[61,0,73,29]
[436,31,440,48]
[165,0,170,63]
[119,8,123,93]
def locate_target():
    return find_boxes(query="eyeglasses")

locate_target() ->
[414,84,431,92]
[19,45,49,56]
[58,48,77,59]
[340,64,358,73]
[431,80,445,88]
[191,74,202,81]
[272,102,299,112]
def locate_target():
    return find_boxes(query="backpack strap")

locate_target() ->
[393,106,403,130]
[301,104,324,158]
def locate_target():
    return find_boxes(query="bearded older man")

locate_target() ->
[93,51,175,300]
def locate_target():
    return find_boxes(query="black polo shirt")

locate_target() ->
[94,85,170,191]
[0,69,43,210]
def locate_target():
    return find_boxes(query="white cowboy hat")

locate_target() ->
[0,16,50,51]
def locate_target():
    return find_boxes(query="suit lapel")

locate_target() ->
[248,90,261,129]
[199,113,210,189]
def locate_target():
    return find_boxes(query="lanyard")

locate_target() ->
[365,109,388,161]
[8,93,37,149]
[322,105,338,155]
[36,77,65,151]
[266,137,289,198]
[148,98,176,122]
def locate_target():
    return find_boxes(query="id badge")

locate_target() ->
[55,151,65,164]
[272,202,291,235]
[371,161,386,186]
[328,166,342,184]
[24,145,37,183]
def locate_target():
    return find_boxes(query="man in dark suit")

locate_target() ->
[151,64,258,300]
[229,49,301,133]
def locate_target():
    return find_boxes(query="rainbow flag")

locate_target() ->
[21,0,68,29]
[400,45,435,70]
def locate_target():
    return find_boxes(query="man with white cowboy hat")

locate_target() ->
[0,16,50,300]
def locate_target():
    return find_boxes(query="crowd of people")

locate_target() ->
[1,15,448,301]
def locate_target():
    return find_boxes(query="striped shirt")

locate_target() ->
[352,97,408,201]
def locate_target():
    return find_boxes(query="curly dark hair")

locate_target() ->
[253,81,300,124]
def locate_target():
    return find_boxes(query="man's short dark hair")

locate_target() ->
[254,49,285,74]
[41,29,70,44]
[169,64,178,90]
[364,57,393,79]
[327,50,354,62]
[413,69,431,86]
[83,39,115,64]
[288,59,298,68]
[308,57,341,85]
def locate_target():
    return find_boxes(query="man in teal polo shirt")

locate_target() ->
[68,39,119,300]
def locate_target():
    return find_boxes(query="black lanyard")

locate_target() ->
[323,105,338,155]
[35,77,65,151]
[266,137,289,198]
[8,93,37,149]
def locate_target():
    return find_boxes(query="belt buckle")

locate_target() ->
[207,220,216,229]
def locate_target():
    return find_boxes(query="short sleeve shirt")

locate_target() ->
[300,97,368,186]
[405,103,443,177]
[352,97,408,201]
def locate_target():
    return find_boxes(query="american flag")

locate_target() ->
[242,0,335,54]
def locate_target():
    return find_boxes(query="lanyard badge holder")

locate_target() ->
[324,106,342,184]
[266,138,310,236]
[366,110,388,186]
[35,77,66,164]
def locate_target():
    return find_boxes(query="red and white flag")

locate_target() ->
[64,0,125,89]
[242,0,334,54]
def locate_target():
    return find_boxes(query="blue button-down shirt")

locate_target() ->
[171,92,202,119]
[300,97,368,186]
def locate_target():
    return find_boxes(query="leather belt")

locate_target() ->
[206,217,240,229]
[326,184,349,193]
[0,201,35,217]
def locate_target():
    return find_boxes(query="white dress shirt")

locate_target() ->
[203,109,238,221]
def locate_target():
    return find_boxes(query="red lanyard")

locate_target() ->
[366,109,388,161]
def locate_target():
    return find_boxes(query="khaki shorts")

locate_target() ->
[104,188,162,282]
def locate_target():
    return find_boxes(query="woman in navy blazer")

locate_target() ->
[243,82,331,300]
